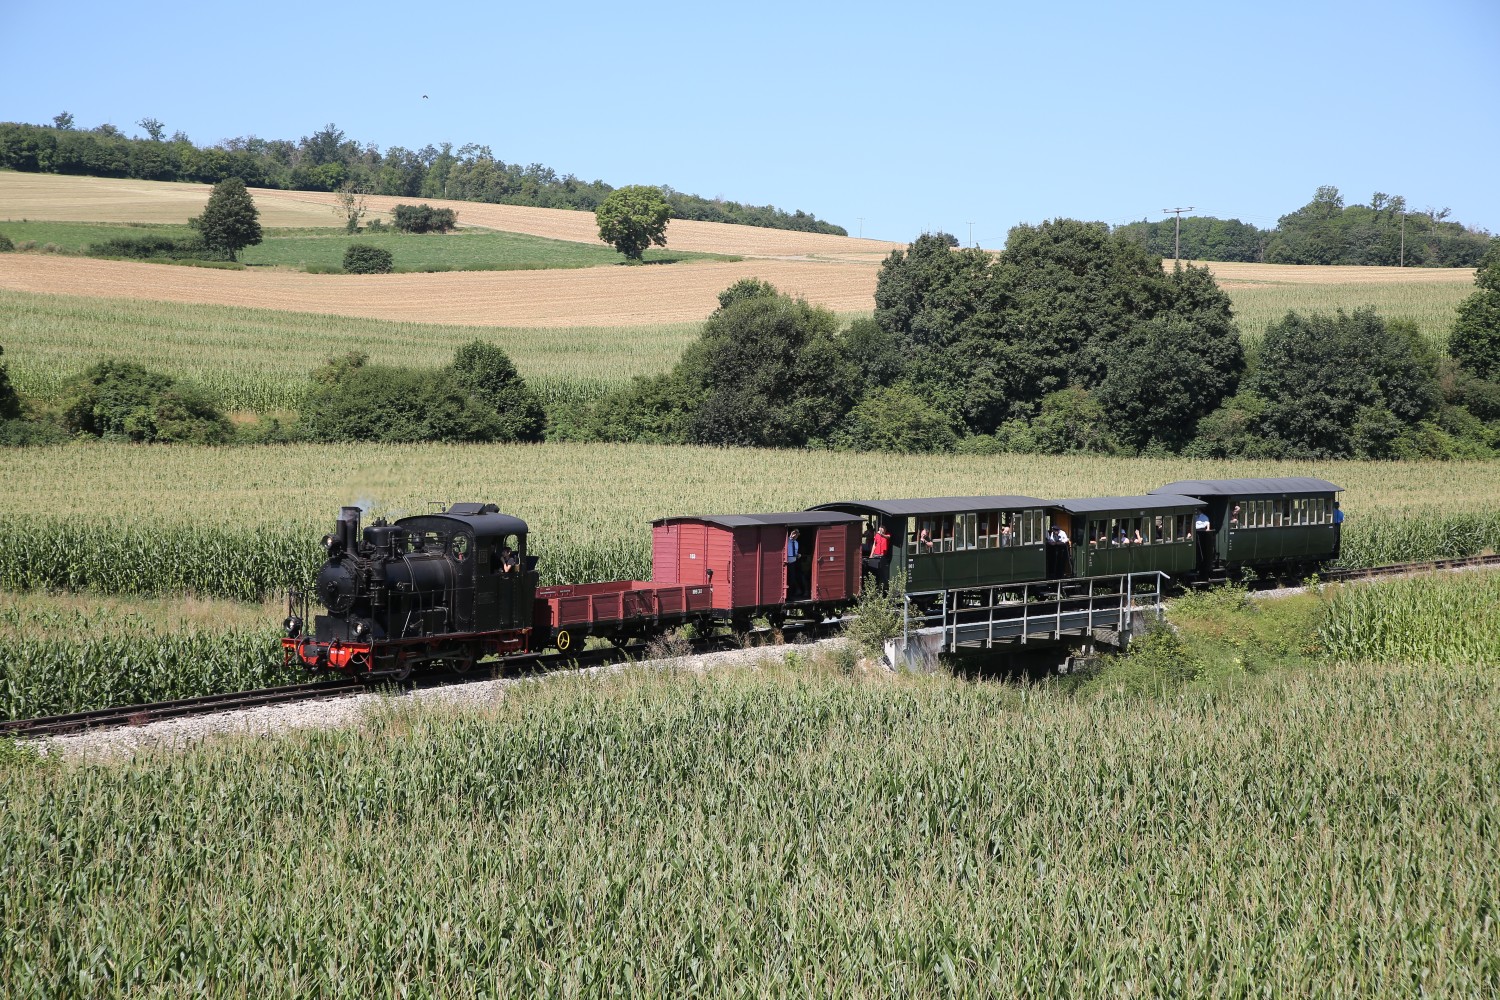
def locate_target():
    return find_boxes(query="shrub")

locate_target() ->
[0,419,68,446]
[445,341,545,441]
[391,203,457,234]
[0,345,19,421]
[60,359,232,443]
[87,234,227,261]
[0,231,12,252]
[845,570,907,657]
[299,353,505,443]
[342,243,394,274]
[834,387,957,453]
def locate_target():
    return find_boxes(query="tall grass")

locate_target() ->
[3,659,1496,995]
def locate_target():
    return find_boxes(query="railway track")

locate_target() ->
[1,620,836,740]
[1321,552,1500,583]
[5,555,1496,740]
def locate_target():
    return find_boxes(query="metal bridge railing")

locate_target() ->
[901,571,1171,652]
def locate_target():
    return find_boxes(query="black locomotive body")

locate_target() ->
[285,503,538,677]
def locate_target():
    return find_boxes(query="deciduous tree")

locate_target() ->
[595,185,670,261]
[1449,238,1500,380]
[189,177,262,261]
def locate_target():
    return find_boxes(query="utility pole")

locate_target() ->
[1163,207,1194,262]
[967,221,975,246]
[857,217,864,239]
[1400,211,1406,267]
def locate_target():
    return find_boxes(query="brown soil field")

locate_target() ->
[0,254,879,327]
[0,172,901,261]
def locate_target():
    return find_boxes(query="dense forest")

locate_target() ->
[0,118,847,236]
[1114,186,1491,267]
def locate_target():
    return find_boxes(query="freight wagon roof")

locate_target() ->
[811,496,1048,517]
[1151,477,1342,497]
[1052,494,1205,514]
[653,511,862,529]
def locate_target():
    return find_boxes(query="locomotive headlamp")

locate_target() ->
[283,615,303,638]
[322,534,337,550]
[353,620,369,638]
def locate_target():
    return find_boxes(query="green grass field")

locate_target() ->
[0,220,733,272]
[0,289,701,411]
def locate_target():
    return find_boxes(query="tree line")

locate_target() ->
[0,117,846,236]
[550,224,1500,460]
[1114,186,1491,267]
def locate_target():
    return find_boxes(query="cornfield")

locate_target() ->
[0,443,1496,599]
[3,657,1496,995]
[1319,572,1500,666]
[0,605,288,720]
[0,289,702,412]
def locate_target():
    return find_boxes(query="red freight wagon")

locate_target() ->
[535,580,713,641]
[651,512,863,612]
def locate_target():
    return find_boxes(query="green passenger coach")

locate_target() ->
[1151,477,1343,576]
[1048,494,1206,579]
[810,496,1050,593]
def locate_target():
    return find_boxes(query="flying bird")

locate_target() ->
[422,94,429,99]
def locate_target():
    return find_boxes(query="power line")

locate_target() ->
[1162,206,1194,262]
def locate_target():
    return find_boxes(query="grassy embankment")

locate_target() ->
[4,577,1497,994]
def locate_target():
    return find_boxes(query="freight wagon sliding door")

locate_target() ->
[813,524,851,601]
[758,526,784,605]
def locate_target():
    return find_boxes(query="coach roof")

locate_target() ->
[811,496,1048,517]
[1051,494,1205,514]
[1152,477,1342,497]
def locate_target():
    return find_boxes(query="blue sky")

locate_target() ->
[4,0,1497,244]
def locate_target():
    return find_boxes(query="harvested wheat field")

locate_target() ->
[0,173,337,229]
[0,254,879,326]
[0,172,901,261]
[1178,259,1476,287]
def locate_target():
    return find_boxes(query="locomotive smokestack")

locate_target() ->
[339,506,361,551]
